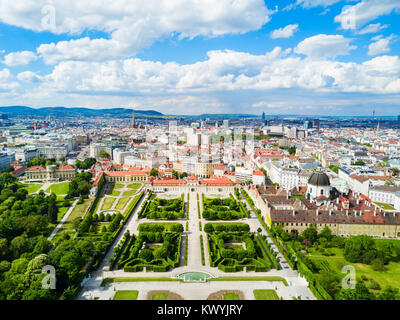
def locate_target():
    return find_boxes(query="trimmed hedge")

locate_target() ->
[184,235,188,266]
[200,234,205,266]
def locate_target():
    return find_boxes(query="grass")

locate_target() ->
[122,190,137,196]
[116,197,130,210]
[374,202,396,210]
[45,182,70,195]
[152,293,169,300]
[253,289,279,300]
[21,183,43,194]
[307,246,400,294]
[114,183,125,189]
[61,199,91,231]
[224,292,240,300]
[110,190,121,197]
[113,290,138,300]
[127,183,142,190]
[101,197,116,211]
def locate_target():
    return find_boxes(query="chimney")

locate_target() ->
[329,209,332,216]
[374,207,377,217]
[356,198,360,205]
[346,210,349,216]
[316,209,319,216]
[292,210,296,216]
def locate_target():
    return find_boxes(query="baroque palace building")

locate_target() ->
[248,171,400,239]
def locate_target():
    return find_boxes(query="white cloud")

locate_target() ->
[2,51,38,66]
[0,0,273,64]
[22,47,398,98]
[368,35,394,56]
[335,0,400,29]
[357,23,389,35]
[270,24,299,39]
[17,71,42,82]
[296,0,340,8]
[294,34,356,59]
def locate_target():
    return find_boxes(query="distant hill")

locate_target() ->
[0,106,164,118]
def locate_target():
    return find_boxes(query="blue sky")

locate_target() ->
[0,0,399,116]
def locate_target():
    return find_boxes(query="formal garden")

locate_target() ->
[205,223,273,272]
[109,222,183,272]
[202,194,246,220]
[271,223,400,300]
[139,194,185,220]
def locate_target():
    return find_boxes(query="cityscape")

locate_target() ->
[0,0,399,309]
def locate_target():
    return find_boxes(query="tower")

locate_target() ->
[129,112,136,128]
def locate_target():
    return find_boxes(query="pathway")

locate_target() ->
[47,198,79,241]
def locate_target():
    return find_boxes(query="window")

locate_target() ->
[321,189,324,195]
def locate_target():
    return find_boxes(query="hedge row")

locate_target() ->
[123,191,144,223]
[138,191,152,218]
[109,231,130,270]
[200,235,205,266]
[203,223,250,233]
[184,235,188,266]
[217,258,267,272]
[256,233,279,270]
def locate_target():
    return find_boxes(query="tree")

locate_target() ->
[98,150,110,159]
[302,224,318,244]
[320,226,332,241]
[377,286,400,300]
[0,173,17,187]
[170,224,184,233]
[138,249,153,262]
[47,193,58,224]
[10,235,31,259]
[150,169,158,177]
[335,283,375,300]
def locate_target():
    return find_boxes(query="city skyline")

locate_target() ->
[0,0,399,115]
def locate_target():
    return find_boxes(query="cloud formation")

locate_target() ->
[271,24,299,39]
[0,0,272,64]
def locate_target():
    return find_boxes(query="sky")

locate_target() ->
[0,0,399,116]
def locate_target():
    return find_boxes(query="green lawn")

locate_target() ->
[152,293,169,300]
[116,197,130,210]
[21,183,43,194]
[111,190,121,196]
[253,289,279,300]
[114,183,125,189]
[45,182,70,195]
[113,290,138,300]
[122,190,137,196]
[127,183,142,190]
[374,202,396,210]
[308,246,400,294]
[224,292,239,300]
[101,197,116,211]
[61,199,92,231]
